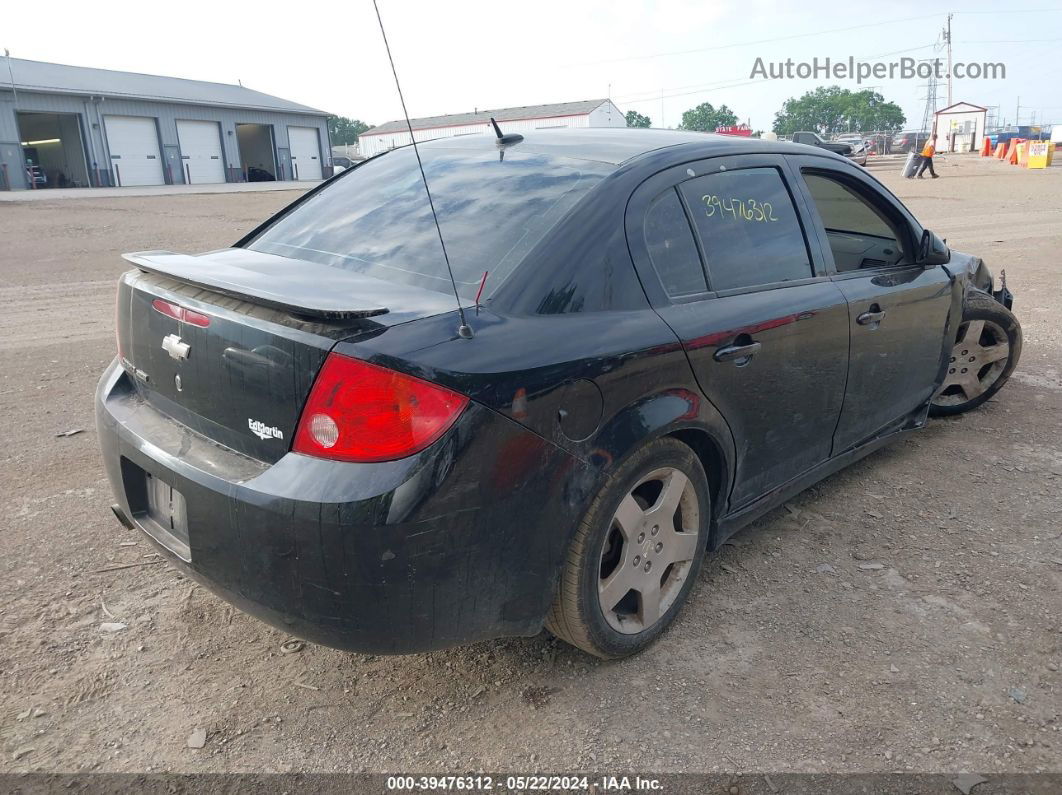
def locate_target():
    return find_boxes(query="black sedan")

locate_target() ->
[97,129,1021,659]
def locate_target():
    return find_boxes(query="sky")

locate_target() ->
[4,0,1061,133]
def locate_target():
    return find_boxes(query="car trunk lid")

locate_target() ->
[116,248,459,464]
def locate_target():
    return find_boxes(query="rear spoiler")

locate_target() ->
[123,250,389,320]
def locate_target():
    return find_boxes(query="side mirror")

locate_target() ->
[918,228,950,266]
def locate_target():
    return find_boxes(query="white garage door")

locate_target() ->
[176,120,226,184]
[288,126,322,181]
[104,116,164,186]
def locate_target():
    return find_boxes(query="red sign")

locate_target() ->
[715,125,752,137]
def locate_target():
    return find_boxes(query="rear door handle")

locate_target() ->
[713,341,762,364]
[857,309,886,325]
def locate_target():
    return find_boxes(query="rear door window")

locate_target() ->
[643,189,706,297]
[678,168,812,291]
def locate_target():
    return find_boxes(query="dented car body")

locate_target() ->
[97,129,1018,655]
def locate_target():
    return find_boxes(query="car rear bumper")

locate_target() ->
[95,359,590,653]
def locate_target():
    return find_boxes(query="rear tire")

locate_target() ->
[930,291,1022,417]
[545,438,710,659]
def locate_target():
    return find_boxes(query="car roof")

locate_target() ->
[419,127,839,166]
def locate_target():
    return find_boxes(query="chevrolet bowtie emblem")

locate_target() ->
[162,334,191,361]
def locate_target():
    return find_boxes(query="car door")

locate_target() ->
[788,155,954,453]
[626,154,851,510]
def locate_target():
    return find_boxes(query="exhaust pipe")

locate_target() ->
[110,504,135,531]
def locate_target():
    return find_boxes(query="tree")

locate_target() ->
[842,90,906,132]
[328,116,373,145]
[625,110,652,128]
[772,86,905,135]
[678,102,738,132]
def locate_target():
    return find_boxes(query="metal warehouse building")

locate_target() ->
[359,98,627,157]
[0,58,331,191]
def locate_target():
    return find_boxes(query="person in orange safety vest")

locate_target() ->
[916,137,939,179]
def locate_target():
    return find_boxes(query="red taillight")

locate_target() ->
[292,354,469,463]
[152,298,210,328]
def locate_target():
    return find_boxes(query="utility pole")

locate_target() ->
[944,14,953,107]
[1015,96,1020,128]
[4,49,18,106]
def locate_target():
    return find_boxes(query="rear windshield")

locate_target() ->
[246,147,612,299]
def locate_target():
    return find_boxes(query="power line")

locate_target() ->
[613,43,939,106]
[958,38,1062,43]
[953,8,1062,13]
[573,13,943,66]
[615,75,772,103]
[620,76,771,106]
[573,8,1062,67]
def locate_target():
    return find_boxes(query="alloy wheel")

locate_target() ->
[597,467,701,634]
[935,318,1011,407]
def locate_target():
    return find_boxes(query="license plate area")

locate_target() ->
[121,458,191,561]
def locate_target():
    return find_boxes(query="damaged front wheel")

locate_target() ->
[931,291,1022,417]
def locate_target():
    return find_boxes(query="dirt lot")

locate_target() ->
[1,155,1059,775]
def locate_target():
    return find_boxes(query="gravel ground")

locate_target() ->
[0,155,1059,775]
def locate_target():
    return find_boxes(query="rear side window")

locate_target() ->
[679,168,812,291]
[247,148,611,299]
[644,189,706,296]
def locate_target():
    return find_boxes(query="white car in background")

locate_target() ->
[834,134,868,167]
[331,155,364,175]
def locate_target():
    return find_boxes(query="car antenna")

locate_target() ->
[490,117,524,146]
[372,0,473,340]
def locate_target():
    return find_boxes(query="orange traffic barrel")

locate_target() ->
[1008,139,1023,165]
